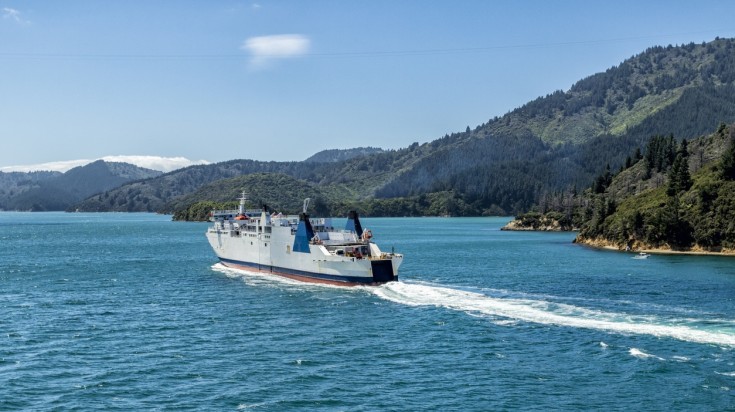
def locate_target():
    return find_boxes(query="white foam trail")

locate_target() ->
[629,348,664,360]
[212,263,303,287]
[715,371,735,376]
[237,403,267,410]
[372,282,735,347]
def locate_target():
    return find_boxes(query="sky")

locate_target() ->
[2,1,735,172]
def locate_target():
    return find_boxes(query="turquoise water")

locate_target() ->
[1,212,734,410]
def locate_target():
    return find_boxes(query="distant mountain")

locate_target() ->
[0,170,62,206]
[304,147,385,163]
[0,160,162,211]
[76,38,735,216]
[75,145,449,214]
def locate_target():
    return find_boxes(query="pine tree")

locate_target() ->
[667,140,692,195]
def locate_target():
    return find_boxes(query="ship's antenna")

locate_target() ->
[302,198,311,214]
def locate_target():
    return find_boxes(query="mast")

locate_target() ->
[238,191,248,215]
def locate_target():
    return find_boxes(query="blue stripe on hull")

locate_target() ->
[218,257,387,285]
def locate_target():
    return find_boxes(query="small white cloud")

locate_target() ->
[1,156,210,173]
[2,7,28,24]
[241,34,310,69]
[2,7,20,20]
[252,3,261,10]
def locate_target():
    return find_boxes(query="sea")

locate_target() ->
[1,212,734,411]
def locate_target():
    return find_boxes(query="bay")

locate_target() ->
[1,212,733,410]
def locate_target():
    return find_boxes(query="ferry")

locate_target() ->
[206,192,403,286]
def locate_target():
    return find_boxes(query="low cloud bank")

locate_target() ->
[1,156,210,173]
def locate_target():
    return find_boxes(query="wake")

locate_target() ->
[372,281,735,347]
[211,264,735,347]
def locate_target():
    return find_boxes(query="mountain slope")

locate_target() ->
[304,147,385,163]
[378,39,735,209]
[169,173,342,221]
[75,160,312,212]
[0,171,62,210]
[74,146,433,212]
[76,38,735,215]
[2,160,161,211]
[485,39,735,145]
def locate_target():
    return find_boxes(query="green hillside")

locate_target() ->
[377,40,735,207]
[486,39,735,145]
[170,172,483,220]
[576,123,735,252]
[170,173,338,221]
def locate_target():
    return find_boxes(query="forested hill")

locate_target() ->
[75,38,735,216]
[484,38,735,146]
[169,173,336,221]
[376,38,735,206]
[575,123,735,252]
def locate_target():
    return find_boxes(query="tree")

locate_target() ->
[667,140,692,195]
[632,210,644,236]
[644,134,677,176]
[721,127,735,180]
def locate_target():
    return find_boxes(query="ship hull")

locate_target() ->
[218,257,390,286]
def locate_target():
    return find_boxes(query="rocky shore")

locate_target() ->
[574,235,735,256]
[501,213,578,232]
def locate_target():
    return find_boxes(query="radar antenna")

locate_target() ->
[302,198,311,214]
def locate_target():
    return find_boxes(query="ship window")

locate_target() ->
[287,245,291,254]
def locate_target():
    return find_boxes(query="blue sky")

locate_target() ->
[2,1,735,171]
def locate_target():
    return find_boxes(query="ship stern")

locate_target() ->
[370,259,397,283]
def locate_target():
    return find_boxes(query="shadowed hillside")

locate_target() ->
[0,161,161,211]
